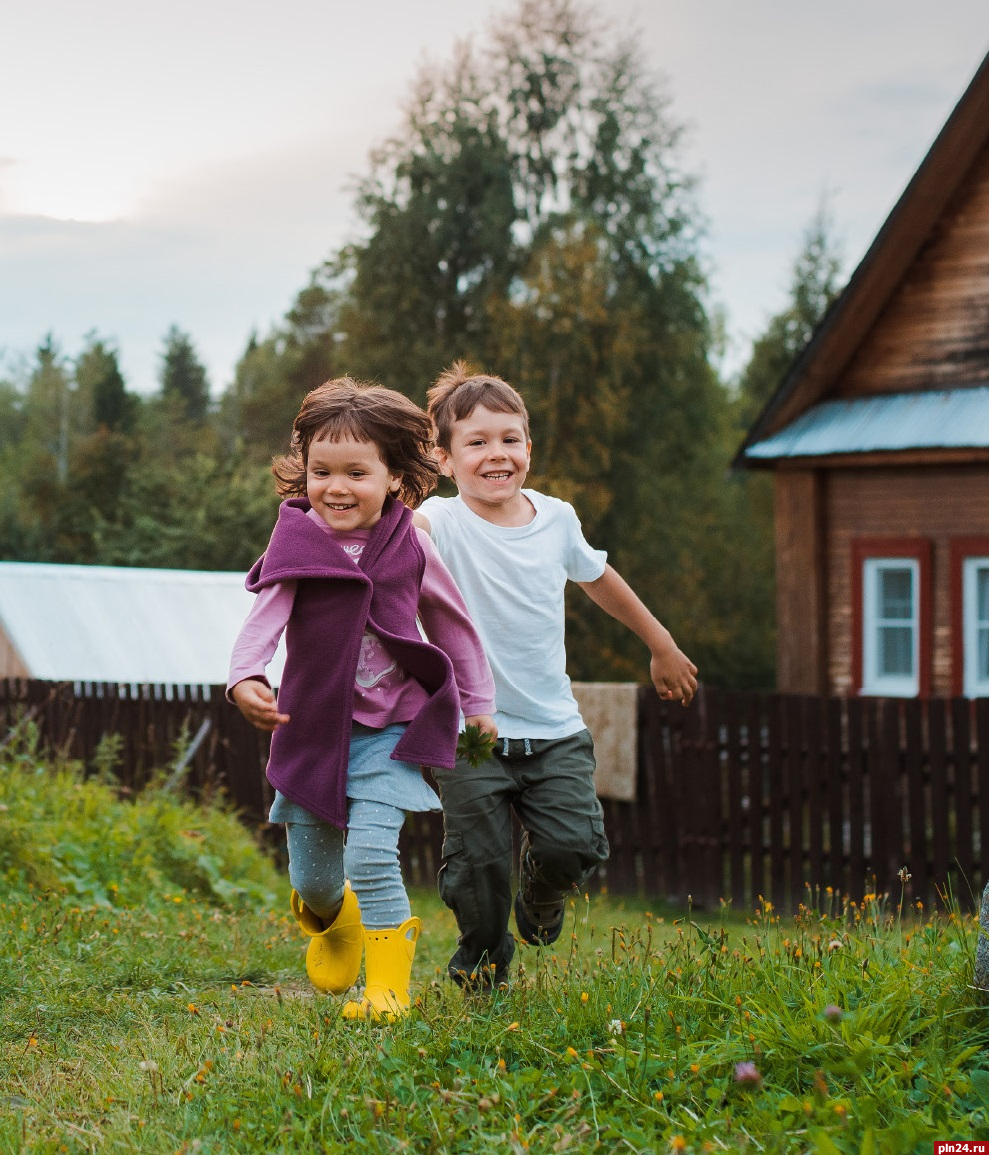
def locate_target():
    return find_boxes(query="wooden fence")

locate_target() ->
[2,679,987,912]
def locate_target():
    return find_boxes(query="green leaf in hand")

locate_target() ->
[456,723,497,768]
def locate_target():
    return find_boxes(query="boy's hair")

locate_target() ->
[272,378,440,508]
[427,361,529,451]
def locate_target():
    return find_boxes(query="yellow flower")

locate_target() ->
[580,992,589,1003]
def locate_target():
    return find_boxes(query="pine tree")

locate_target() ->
[159,325,210,422]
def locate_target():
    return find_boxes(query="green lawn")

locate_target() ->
[2,741,989,1153]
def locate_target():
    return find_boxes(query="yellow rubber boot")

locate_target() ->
[290,883,363,995]
[342,916,421,1022]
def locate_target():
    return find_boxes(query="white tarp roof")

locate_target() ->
[0,562,285,686]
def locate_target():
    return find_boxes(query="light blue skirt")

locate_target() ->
[268,721,441,825]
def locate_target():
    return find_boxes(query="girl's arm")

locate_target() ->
[228,581,296,731]
[577,564,698,705]
[414,529,497,738]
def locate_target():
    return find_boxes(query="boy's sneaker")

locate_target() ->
[514,891,566,945]
[514,850,567,945]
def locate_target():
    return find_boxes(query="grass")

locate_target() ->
[2,734,989,1153]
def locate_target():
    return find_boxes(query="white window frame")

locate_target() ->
[862,557,919,697]
[963,556,989,698]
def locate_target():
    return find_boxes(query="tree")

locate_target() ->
[736,205,844,426]
[159,325,210,422]
[76,334,136,433]
[219,281,340,464]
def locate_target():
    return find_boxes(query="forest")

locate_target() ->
[0,0,843,691]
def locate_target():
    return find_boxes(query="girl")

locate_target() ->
[229,378,496,1020]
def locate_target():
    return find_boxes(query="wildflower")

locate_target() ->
[824,1004,842,1022]
[580,992,589,1003]
[690,1064,700,1074]
[566,1047,579,1059]
[507,1022,520,1031]
[608,1018,623,1035]
[139,1060,158,1073]
[670,1137,687,1151]
[898,866,912,883]
[733,1061,762,1086]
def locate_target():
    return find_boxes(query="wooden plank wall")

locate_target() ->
[3,681,988,914]
[838,142,989,396]
[826,466,989,695]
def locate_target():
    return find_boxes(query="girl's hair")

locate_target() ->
[427,360,529,451]
[272,378,441,508]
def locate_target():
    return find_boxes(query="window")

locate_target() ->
[963,556,989,697]
[851,538,931,698]
[862,559,919,696]
[950,539,989,697]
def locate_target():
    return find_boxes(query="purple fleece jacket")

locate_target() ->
[246,496,460,828]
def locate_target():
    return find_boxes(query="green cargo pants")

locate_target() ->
[434,729,610,988]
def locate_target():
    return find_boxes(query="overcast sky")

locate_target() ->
[1,0,988,395]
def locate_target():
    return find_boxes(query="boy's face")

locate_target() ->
[436,405,531,515]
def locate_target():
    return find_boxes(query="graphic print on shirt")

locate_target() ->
[341,538,406,694]
[356,630,403,689]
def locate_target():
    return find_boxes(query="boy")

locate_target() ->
[417,362,698,990]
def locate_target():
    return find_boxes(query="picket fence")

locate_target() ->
[2,679,987,912]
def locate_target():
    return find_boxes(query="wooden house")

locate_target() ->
[737,49,989,698]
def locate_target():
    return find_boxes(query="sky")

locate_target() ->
[1,0,988,396]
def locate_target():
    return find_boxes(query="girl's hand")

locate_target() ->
[457,715,498,767]
[232,678,290,732]
[464,714,497,742]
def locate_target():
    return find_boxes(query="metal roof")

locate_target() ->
[0,562,285,686]
[743,386,989,461]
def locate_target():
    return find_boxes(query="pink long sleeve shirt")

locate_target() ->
[228,510,495,726]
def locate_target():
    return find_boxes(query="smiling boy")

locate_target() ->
[416,362,698,989]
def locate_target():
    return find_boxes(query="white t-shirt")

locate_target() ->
[419,489,607,738]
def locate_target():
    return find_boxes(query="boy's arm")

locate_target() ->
[577,564,698,705]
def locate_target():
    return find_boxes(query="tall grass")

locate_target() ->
[2,735,988,1152]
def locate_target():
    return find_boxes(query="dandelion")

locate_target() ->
[670,1137,687,1151]
[580,991,589,1003]
[138,1060,158,1073]
[733,1061,762,1086]
[566,1046,579,1059]
[654,1090,664,1102]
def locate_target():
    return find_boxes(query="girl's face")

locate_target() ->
[306,435,402,532]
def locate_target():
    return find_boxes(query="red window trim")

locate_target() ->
[850,537,932,698]
[950,537,989,696]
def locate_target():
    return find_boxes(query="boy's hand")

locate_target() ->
[650,647,699,707]
[231,678,290,732]
[458,715,498,766]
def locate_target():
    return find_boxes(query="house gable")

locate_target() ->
[838,142,989,399]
